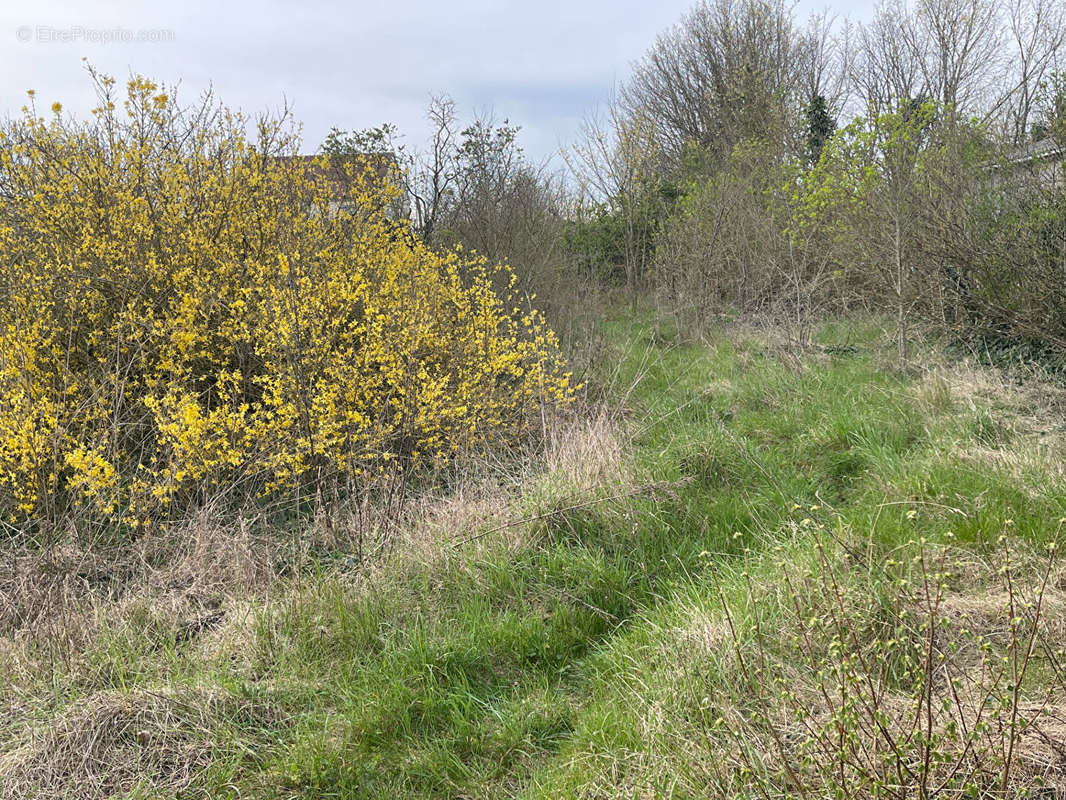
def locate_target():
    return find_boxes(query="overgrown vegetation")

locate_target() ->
[4,314,1066,798]
[572,0,1066,366]
[4,0,1066,796]
[0,73,572,534]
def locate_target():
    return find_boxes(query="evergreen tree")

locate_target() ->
[805,94,835,165]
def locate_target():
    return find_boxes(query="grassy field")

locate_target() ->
[3,312,1066,798]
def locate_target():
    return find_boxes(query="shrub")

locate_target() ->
[0,72,573,531]
[938,160,1066,365]
[714,534,1066,798]
[655,140,841,335]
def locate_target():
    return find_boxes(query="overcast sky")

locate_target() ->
[2,0,875,164]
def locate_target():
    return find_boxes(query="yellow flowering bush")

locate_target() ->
[0,72,573,528]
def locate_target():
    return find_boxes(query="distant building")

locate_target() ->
[272,152,407,219]
[1002,137,1065,190]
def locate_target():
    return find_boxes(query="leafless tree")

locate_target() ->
[1002,0,1066,144]
[913,0,1003,116]
[407,95,459,242]
[852,0,1063,135]
[622,0,806,166]
[566,101,663,302]
[321,94,460,241]
[797,10,850,118]
[852,0,928,117]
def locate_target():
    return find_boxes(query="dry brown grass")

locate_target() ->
[0,687,278,800]
[915,357,1066,436]
[0,512,282,689]
[545,407,631,495]
[0,402,635,797]
[906,357,1066,502]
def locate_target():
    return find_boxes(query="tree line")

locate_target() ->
[330,0,1066,366]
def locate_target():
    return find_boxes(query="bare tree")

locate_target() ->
[410,95,459,242]
[796,10,850,118]
[853,0,1061,134]
[565,101,663,303]
[622,0,806,166]
[1002,0,1066,144]
[912,0,1003,116]
[322,94,460,242]
[852,0,928,117]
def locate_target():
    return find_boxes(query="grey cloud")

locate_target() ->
[2,0,876,161]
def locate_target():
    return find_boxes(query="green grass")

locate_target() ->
[4,312,1066,799]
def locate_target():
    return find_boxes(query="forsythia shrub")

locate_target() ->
[0,72,573,529]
